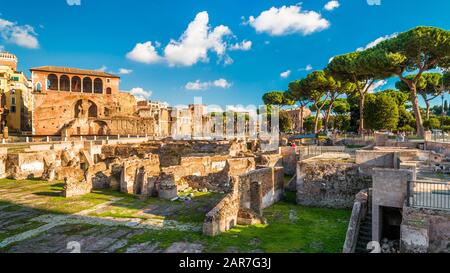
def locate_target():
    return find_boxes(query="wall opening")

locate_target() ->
[71,76,81,92]
[381,206,402,241]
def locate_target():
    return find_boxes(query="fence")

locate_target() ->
[407,180,450,211]
[0,134,154,145]
[297,145,354,161]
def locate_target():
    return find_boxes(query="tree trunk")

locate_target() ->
[410,83,425,138]
[314,104,321,133]
[324,99,335,131]
[359,91,365,135]
[425,100,430,121]
[300,105,304,134]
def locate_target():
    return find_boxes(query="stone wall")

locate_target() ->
[297,154,371,209]
[0,148,7,178]
[120,155,161,196]
[343,189,369,253]
[280,146,297,176]
[203,178,240,236]
[371,168,413,242]
[425,141,450,157]
[401,206,450,253]
[355,150,396,172]
[6,151,57,179]
[62,177,92,198]
[238,167,284,211]
[203,166,284,236]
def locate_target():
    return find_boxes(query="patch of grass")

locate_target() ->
[123,194,351,253]
[284,175,294,186]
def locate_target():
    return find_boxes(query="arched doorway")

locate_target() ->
[88,102,98,118]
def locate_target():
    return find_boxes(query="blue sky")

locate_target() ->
[1,0,450,108]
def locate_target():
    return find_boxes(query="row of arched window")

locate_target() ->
[44,74,112,94]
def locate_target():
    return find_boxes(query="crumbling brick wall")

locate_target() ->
[120,154,161,196]
[401,206,450,253]
[202,166,284,236]
[297,157,372,209]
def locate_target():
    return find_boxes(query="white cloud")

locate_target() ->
[298,64,313,71]
[356,33,398,51]
[368,80,387,93]
[129,87,153,101]
[96,65,107,72]
[164,11,232,66]
[185,78,232,91]
[66,0,81,6]
[118,68,133,75]
[213,78,232,89]
[324,1,340,11]
[229,40,252,51]
[246,5,330,36]
[0,18,39,49]
[127,12,252,67]
[280,70,291,78]
[126,41,162,64]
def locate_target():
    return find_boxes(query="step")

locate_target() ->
[358,235,372,242]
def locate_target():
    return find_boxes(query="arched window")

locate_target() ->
[106,87,112,95]
[71,76,81,92]
[47,74,58,90]
[93,78,103,94]
[83,77,92,93]
[88,102,98,118]
[35,82,42,92]
[60,75,70,91]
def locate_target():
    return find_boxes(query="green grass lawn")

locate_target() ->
[120,192,351,253]
[1,179,351,253]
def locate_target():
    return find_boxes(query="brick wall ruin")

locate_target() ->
[203,166,284,236]
[401,206,450,253]
[297,153,372,209]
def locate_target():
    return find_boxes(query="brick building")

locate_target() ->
[30,66,156,136]
[0,52,33,135]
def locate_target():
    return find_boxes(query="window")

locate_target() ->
[93,78,103,94]
[71,76,81,92]
[60,75,70,91]
[35,82,42,92]
[83,77,92,93]
[10,106,16,113]
[106,87,112,95]
[47,74,58,90]
[11,97,16,105]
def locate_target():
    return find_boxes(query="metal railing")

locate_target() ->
[298,145,352,160]
[407,180,450,211]
[0,134,154,145]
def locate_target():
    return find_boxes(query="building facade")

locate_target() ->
[30,66,155,136]
[137,100,171,137]
[0,52,33,134]
[283,107,312,133]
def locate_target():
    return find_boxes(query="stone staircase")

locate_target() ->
[355,209,372,253]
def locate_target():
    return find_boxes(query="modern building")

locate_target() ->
[0,52,33,135]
